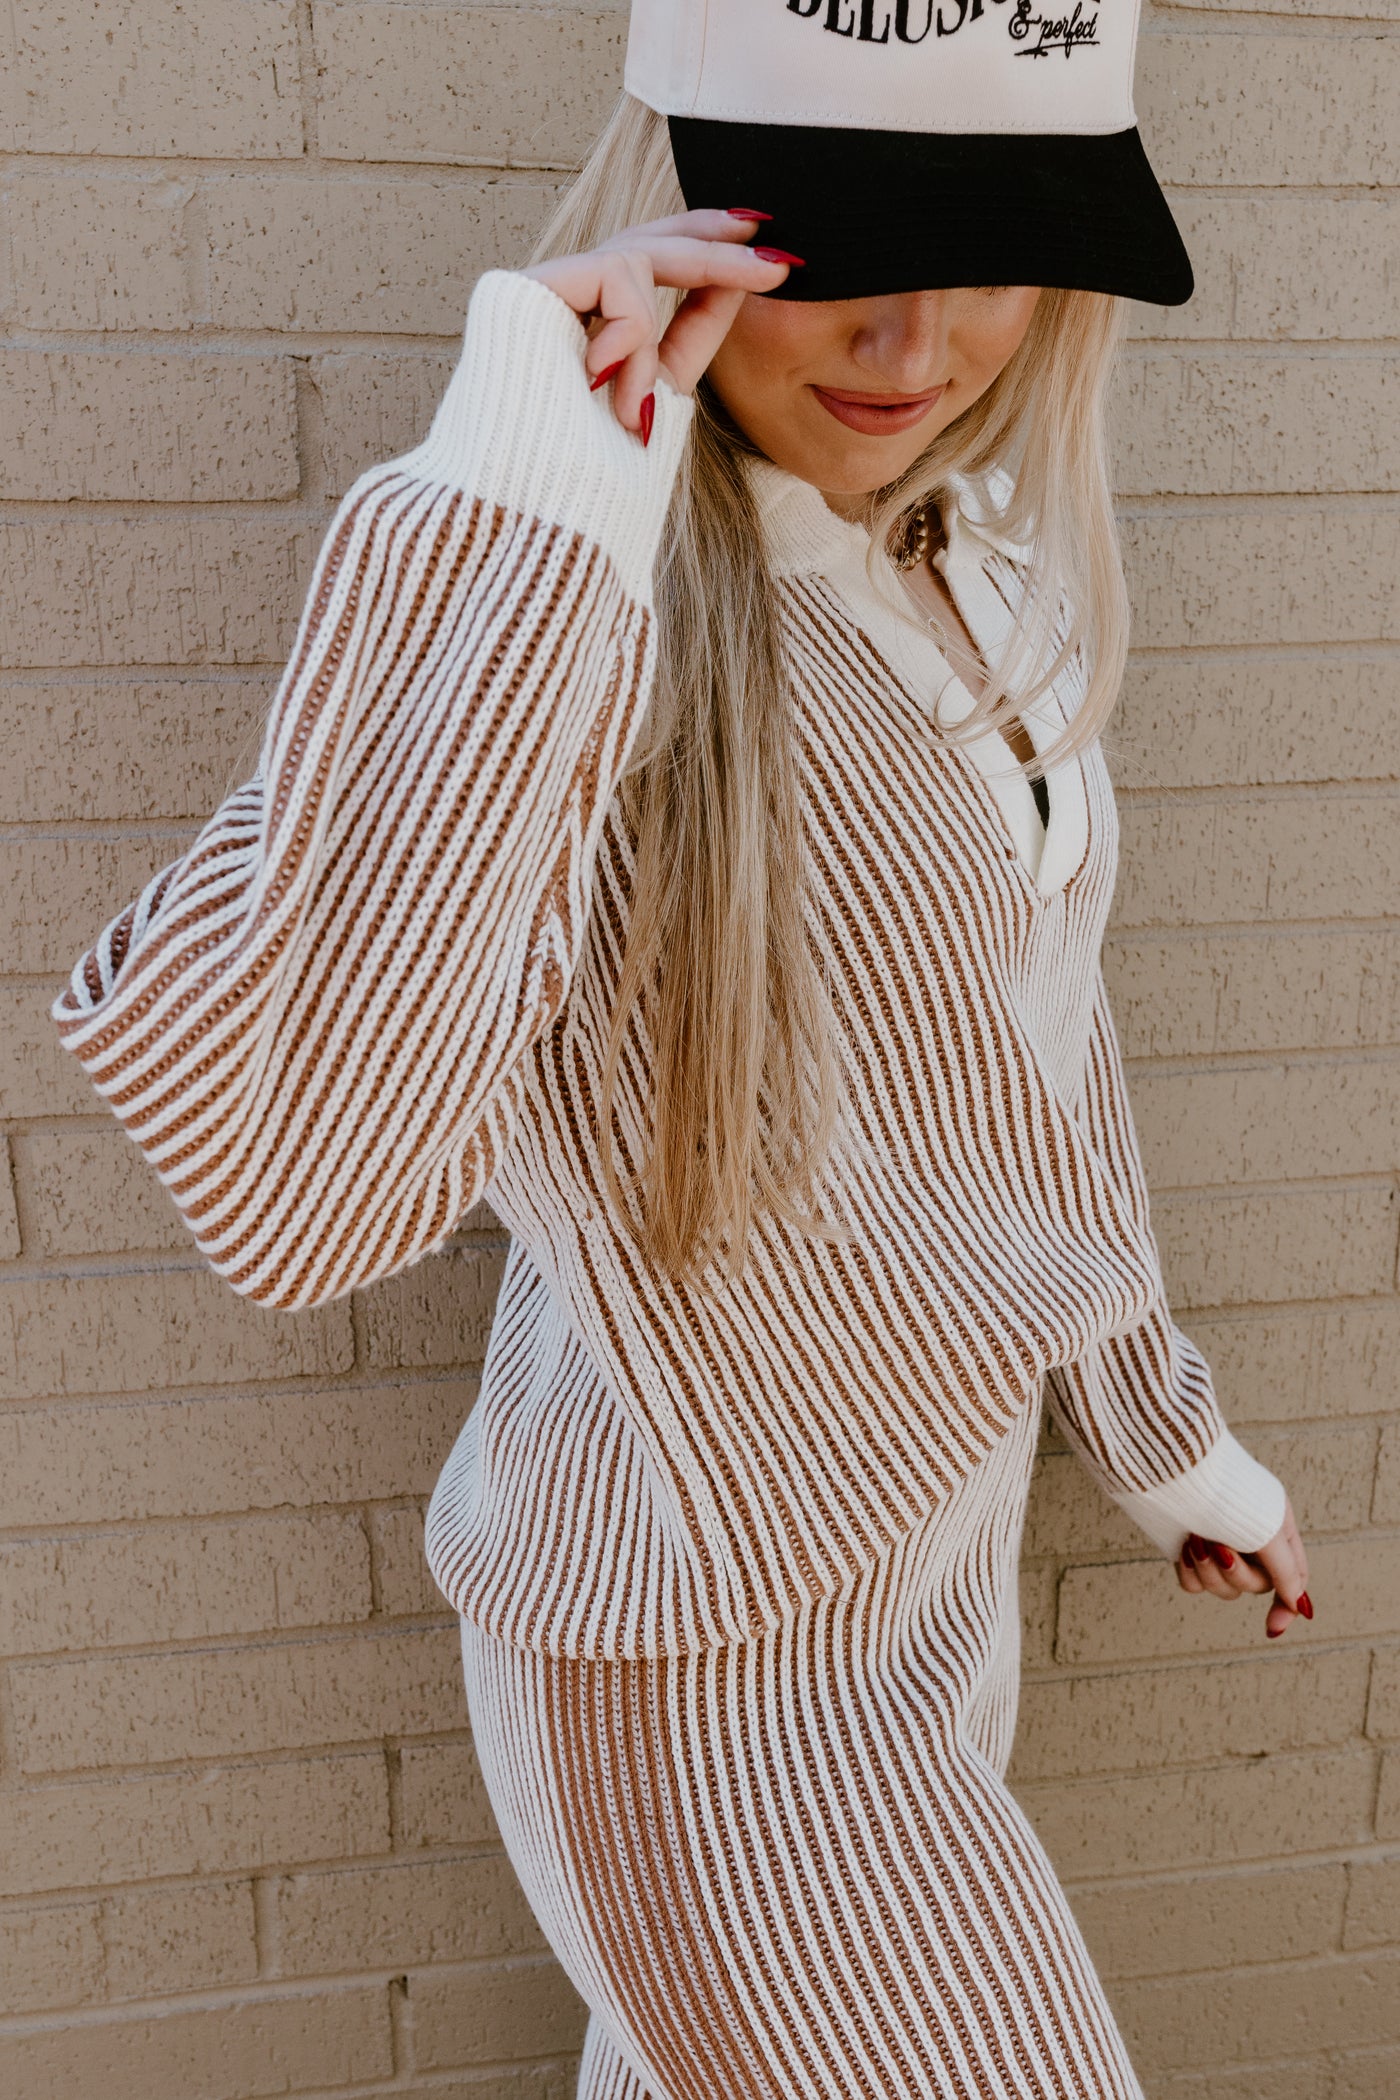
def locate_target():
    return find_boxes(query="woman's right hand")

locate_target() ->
[524,210,801,441]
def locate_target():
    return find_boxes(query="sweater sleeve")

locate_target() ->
[1045,968,1287,1557]
[52,270,693,1310]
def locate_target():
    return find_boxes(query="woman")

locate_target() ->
[55,4,1312,2094]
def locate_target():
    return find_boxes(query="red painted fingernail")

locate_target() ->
[1185,1535,1205,1564]
[753,247,806,268]
[1211,1542,1236,1571]
[727,208,773,222]
[1297,1592,1314,1621]
[1267,1624,1284,1639]
[589,361,624,393]
[639,393,655,450]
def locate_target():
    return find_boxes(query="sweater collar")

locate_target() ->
[748,457,1024,583]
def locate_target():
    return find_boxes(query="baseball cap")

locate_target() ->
[624,0,1193,306]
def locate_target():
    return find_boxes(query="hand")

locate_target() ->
[524,209,800,439]
[1175,1497,1312,1640]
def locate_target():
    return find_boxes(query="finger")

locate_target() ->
[599,207,776,251]
[1201,1538,1270,1597]
[599,234,796,298]
[1180,1536,1237,1601]
[657,284,748,394]
[579,250,664,388]
[1176,1553,1206,1595]
[1252,1534,1308,1614]
[611,337,660,437]
[1266,1594,1298,1640]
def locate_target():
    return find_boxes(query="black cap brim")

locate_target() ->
[668,118,1193,307]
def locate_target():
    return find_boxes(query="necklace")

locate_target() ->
[888,495,941,573]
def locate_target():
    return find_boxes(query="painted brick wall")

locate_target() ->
[0,3,1395,2096]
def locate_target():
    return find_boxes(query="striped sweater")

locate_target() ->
[55,268,1285,1661]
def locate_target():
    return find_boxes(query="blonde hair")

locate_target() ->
[528,95,1129,1288]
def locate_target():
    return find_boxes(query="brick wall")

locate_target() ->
[0,3,1395,2096]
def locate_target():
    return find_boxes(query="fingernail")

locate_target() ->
[1185,1535,1205,1564]
[1211,1542,1236,1571]
[753,247,806,268]
[727,208,773,222]
[1297,1592,1314,1621]
[1267,1624,1284,1639]
[639,393,655,450]
[589,361,624,393]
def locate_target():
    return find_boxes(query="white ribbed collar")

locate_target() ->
[748,456,1090,899]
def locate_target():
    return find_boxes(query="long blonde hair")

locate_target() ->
[529,95,1129,1289]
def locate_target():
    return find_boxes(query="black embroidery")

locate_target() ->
[785,0,1102,56]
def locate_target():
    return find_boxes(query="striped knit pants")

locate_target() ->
[458,1437,1144,2100]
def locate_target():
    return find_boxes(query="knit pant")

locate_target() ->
[457,1462,1143,2100]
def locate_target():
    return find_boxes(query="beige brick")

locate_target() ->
[1345,1855,1400,1951]
[316,6,625,169]
[1058,1534,1400,1668]
[11,1623,465,1773]
[0,352,297,502]
[1072,1861,1346,1981]
[0,1511,372,1657]
[1120,511,1400,652]
[0,1879,261,2012]
[411,1956,588,2069]
[0,678,266,824]
[0,1985,393,2100]
[1139,33,1400,187]
[1380,1752,1400,1838]
[0,0,302,159]
[274,1854,545,1974]
[1103,930,1400,1061]
[12,1128,192,1259]
[0,1268,353,1403]
[1114,797,1400,929]
[7,831,193,975]
[1114,356,1400,499]
[207,174,561,333]
[0,1899,104,2014]
[361,1246,507,1370]
[0,1752,389,1897]
[1375,1425,1400,1525]
[312,351,457,495]
[1153,2064,1330,2100]
[1165,0,1398,17]
[5,174,195,331]
[0,1138,20,1260]
[0,984,95,1120]
[1370,1653,1400,1741]
[1113,654,1400,793]
[1329,2048,1400,2100]
[1131,196,1400,344]
[0,1381,473,1529]
[1021,1750,1375,1880]
[1155,1185,1397,1311]
[1132,1062,1400,1189]
[1117,1948,1400,2069]
[1018,1562,1059,1672]
[1010,1648,1368,1784]
[371,1502,443,1618]
[1198,1302,1400,1433]
[0,514,315,671]
[398,1739,502,1852]
[382,2076,577,2100]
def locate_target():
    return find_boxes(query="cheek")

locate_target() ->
[961,292,1042,384]
[707,298,831,433]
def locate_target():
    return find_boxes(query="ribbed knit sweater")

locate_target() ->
[55,269,1285,1665]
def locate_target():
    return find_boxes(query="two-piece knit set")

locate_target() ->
[54,3,1291,2095]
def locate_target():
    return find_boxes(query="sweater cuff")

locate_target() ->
[1110,1428,1288,1559]
[403,269,693,606]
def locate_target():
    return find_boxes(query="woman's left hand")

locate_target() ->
[1175,1496,1313,1640]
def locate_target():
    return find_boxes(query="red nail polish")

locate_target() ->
[1211,1542,1236,1571]
[1297,1592,1314,1621]
[753,247,807,268]
[1185,1535,1205,1564]
[639,393,655,450]
[727,208,773,222]
[589,361,624,393]
[1267,1624,1284,1639]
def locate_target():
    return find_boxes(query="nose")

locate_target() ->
[848,292,952,393]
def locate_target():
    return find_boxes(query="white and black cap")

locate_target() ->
[625,0,1192,305]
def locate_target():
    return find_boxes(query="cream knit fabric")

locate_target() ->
[54,266,1289,2099]
[54,268,1283,1663]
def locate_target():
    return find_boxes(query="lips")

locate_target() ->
[811,384,948,437]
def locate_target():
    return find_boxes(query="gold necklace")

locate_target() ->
[888,495,942,572]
